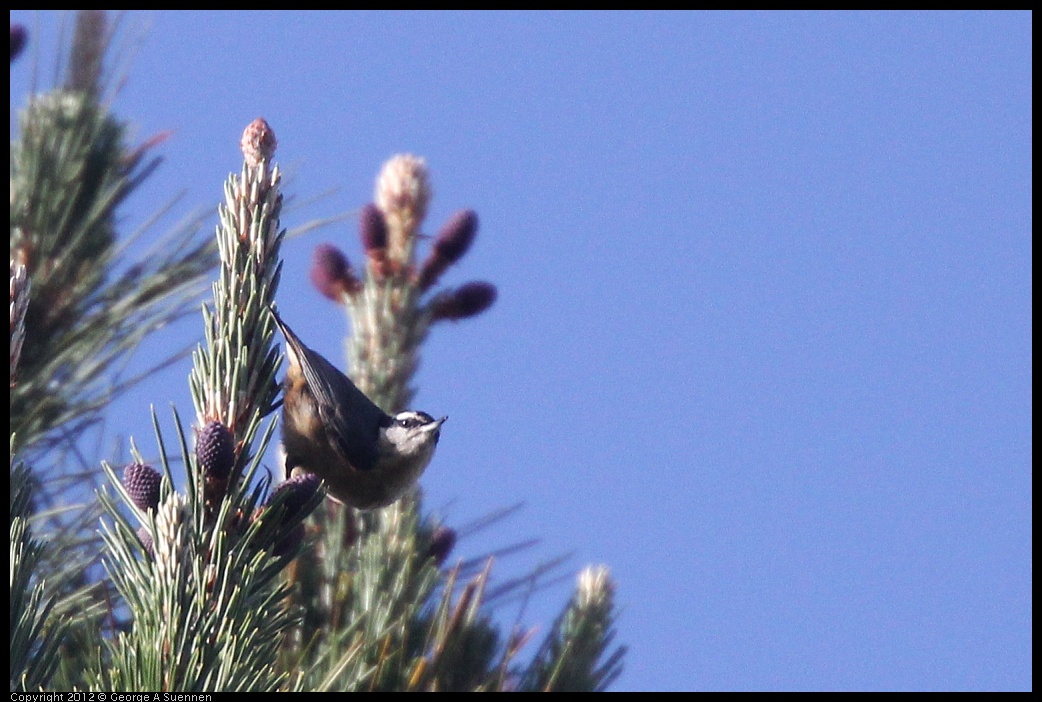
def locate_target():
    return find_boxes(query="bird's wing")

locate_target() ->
[271,307,388,471]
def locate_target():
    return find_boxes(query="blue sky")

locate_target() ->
[10,11,1031,691]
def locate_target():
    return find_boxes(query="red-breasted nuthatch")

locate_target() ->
[270,307,446,510]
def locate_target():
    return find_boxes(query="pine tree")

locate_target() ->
[10,12,625,692]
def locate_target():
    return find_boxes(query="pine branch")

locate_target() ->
[521,565,627,692]
[10,463,67,692]
[10,81,213,458]
[94,119,322,692]
[9,16,219,688]
[10,263,66,692]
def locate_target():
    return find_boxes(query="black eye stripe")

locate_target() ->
[394,411,436,429]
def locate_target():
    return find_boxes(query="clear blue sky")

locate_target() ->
[11,11,1031,691]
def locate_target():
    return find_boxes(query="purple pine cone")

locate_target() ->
[433,210,479,264]
[267,473,322,524]
[429,282,498,321]
[11,24,27,62]
[196,421,236,480]
[136,526,154,558]
[122,463,161,512]
[359,203,388,252]
[310,244,360,301]
[427,525,458,566]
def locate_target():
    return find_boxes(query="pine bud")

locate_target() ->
[196,421,236,480]
[375,154,431,233]
[310,244,360,301]
[122,463,161,513]
[240,117,277,167]
[576,564,615,610]
[429,281,498,321]
[427,525,457,566]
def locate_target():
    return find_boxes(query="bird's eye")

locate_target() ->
[398,417,412,428]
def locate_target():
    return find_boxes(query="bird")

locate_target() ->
[270,307,446,509]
